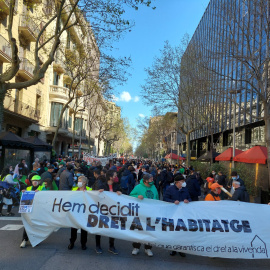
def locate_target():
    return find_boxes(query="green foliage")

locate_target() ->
[190,161,210,179]
[235,163,260,197]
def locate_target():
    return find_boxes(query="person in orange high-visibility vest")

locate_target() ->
[205,183,222,201]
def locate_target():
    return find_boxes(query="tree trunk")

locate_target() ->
[0,93,5,132]
[97,136,100,156]
[72,116,75,157]
[186,132,191,167]
[264,102,270,191]
[52,100,72,149]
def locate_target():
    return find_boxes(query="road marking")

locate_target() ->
[0,224,24,230]
[0,217,22,221]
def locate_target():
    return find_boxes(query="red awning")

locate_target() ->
[215,147,243,161]
[233,146,267,164]
[165,153,185,160]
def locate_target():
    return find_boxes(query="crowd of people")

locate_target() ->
[0,156,251,257]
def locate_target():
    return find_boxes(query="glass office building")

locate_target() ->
[178,0,270,158]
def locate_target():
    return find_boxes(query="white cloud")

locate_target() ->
[139,114,145,118]
[112,91,139,103]
[119,91,132,102]
[134,96,140,102]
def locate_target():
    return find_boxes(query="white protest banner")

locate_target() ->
[83,153,117,166]
[21,191,270,259]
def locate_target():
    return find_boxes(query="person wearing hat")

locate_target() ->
[26,175,46,191]
[205,183,222,201]
[20,175,46,248]
[163,174,190,257]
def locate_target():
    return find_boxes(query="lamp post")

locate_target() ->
[229,89,241,168]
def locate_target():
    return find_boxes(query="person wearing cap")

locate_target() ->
[26,175,46,191]
[68,176,92,251]
[130,173,159,257]
[20,175,46,248]
[163,174,190,257]
[205,183,222,201]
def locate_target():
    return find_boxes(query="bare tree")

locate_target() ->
[0,0,155,130]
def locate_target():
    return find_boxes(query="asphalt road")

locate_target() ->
[0,208,270,270]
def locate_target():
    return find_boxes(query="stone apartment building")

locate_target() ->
[0,0,104,157]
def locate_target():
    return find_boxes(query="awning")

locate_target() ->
[24,136,52,151]
[233,145,267,164]
[0,131,34,148]
[215,147,243,161]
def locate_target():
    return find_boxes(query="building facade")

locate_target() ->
[0,0,103,157]
[178,0,269,159]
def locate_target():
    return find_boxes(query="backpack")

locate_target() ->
[120,175,130,190]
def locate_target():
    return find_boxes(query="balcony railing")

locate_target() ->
[19,14,39,42]
[0,34,11,62]
[4,96,40,121]
[50,85,69,96]
[18,58,34,79]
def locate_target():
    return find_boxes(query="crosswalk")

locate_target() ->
[0,216,23,231]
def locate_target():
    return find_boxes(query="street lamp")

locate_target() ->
[229,89,241,168]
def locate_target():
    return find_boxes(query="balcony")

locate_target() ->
[0,34,11,63]
[19,14,39,42]
[4,95,40,123]
[17,58,34,80]
[53,53,65,74]
[49,85,69,102]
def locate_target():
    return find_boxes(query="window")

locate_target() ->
[50,102,63,127]
[35,95,41,113]
[74,118,83,132]
[53,71,59,85]
[69,116,72,128]
[0,62,2,74]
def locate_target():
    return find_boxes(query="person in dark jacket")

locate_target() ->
[92,169,106,190]
[40,165,55,184]
[59,165,74,190]
[163,175,190,257]
[186,170,201,201]
[97,170,122,254]
[120,168,135,195]
[217,171,227,199]
[231,181,250,202]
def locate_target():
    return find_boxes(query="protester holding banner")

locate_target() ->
[130,173,159,257]
[96,170,122,255]
[204,183,222,201]
[68,176,92,251]
[20,175,46,248]
[163,174,190,257]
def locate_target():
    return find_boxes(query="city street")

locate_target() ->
[0,208,269,270]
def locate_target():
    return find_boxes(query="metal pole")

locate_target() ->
[232,93,236,169]
[79,113,82,158]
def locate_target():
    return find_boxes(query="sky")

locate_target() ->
[106,0,210,141]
